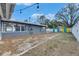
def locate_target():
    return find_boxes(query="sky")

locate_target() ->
[11,3,66,23]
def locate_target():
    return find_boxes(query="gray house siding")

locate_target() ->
[0,20,46,40]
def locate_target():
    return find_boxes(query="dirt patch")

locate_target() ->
[0,33,57,55]
[22,33,79,56]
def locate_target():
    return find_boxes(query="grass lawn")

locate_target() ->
[22,33,79,56]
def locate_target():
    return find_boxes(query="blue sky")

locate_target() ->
[11,3,66,23]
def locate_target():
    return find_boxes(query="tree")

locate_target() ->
[44,19,50,25]
[37,15,50,25]
[55,3,79,27]
[47,20,54,28]
[47,20,59,28]
[24,19,28,22]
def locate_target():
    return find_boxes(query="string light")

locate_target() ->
[16,3,39,14]
[37,3,39,9]
[16,3,40,22]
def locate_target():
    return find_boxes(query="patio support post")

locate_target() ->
[20,25,22,32]
[1,22,4,32]
[12,24,15,32]
[0,20,2,40]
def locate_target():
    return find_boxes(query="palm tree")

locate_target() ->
[55,3,79,27]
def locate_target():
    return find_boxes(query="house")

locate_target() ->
[0,19,46,40]
[0,3,46,40]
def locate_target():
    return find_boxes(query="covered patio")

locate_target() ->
[0,20,46,40]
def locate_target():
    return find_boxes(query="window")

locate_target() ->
[6,26,13,32]
[21,26,25,31]
[15,25,20,31]
[30,27,33,31]
[5,23,13,32]
[28,26,33,31]
[40,28,42,32]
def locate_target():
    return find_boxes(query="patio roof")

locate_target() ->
[1,20,46,27]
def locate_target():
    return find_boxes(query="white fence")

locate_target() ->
[71,21,79,41]
[46,28,59,33]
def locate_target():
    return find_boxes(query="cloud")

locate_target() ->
[10,18,16,20]
[17,3,34,6]
[23,3,34,6]
[31,13,44,23]
[31,13,55,24]
[45,14,55,20]
[31,13,55,20]
[31,13,44,19]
